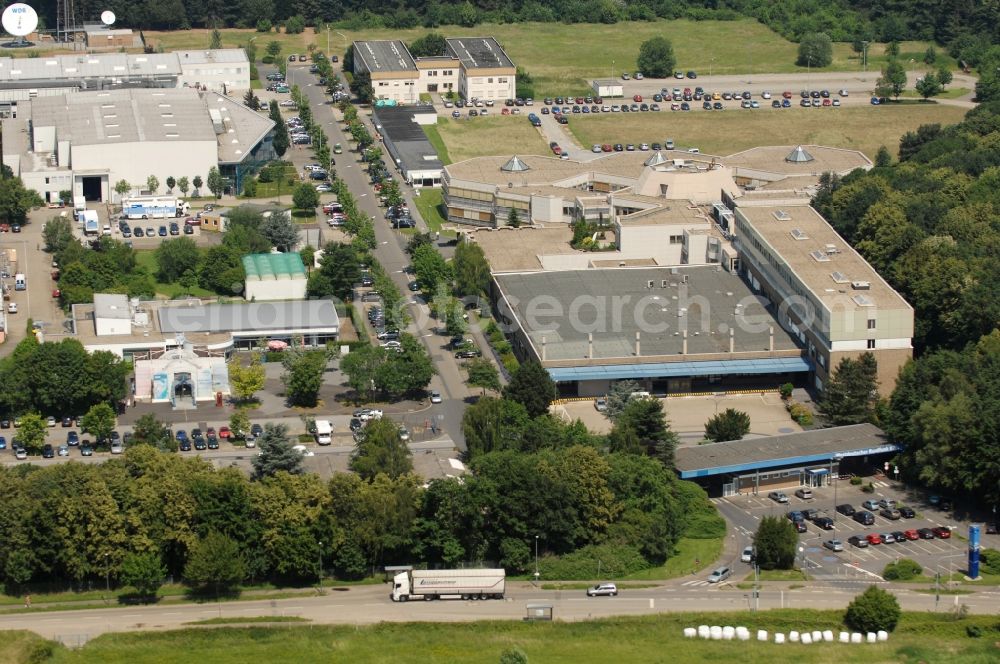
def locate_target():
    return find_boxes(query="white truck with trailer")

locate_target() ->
[122,196,190,220]
[390,568,505,602]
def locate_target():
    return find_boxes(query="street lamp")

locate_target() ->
[317,540,323,586]
[104,553,110,595]
[534,535,540,583]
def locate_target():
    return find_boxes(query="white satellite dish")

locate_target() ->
[100,10,116,26]
[2,3,39,37]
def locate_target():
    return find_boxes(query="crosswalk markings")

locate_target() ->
[681,579,710,587]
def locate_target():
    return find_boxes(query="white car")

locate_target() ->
[292,444,315,457]
[244,437,256,449]
[587,582,618,597]
[839,89,849,97]
[46,416,57,427]
[635,72,644,80]
[430,390,442,404]
[443,101,453,108]
[768,491,789,503]
[591,144,602,153]
[110,440,124,454]
[6,303,16,314]
[741,546,754,563]
[398,427,410,441]
[761,91,772,99]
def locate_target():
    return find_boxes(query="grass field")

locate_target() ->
[435,116,550,162]
[566,104,969,159]
[17,610,1000,663]
[134,250,214,299]
[413,188,447,233]
[142,23,952,96]
[422,120,453,165]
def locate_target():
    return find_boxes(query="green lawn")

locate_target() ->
[621,537,724,581]
[566,104,969,160]
[413,188,447,233]
[254,164,300,198]
[22,611,1000,663]
[422,119,453,165]
[435,116,550,162]
[134,251,214,299]
[142,23,952,97]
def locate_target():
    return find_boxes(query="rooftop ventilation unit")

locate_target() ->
[773,209,791,221]
[810,249,830,262]
[825,243,839,254]
[830,271,850,284]
[851,281,871,290]
[790,228,808,240]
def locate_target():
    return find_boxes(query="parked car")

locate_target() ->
[768,491,789,503]
[836,504,856,517]
[740,546,754,563]
[823,539,844,552]
[862,499,881,511]
[898,506,916,519]
[880,507,902,520]
[587,583,618,597]
[848,535,869,548]
[881,532,896,544]
[795,488,813,500]
[793,520,807,533]
[430,391,442,404]
[853,511,875,526]
[814,516,834,530]
[902,529,920,541]
[865,533,882,545]
[42,444,54,458]
[891,531,908,544]
[931,526,952,539]
[80,443,93,456]
[917,527,936,539]
[14,446,27,460]
[110,440,124,454]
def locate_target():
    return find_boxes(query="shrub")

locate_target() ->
[883,558,923,581]
[862,482,875,493]
[850,476,863,486]
[501,353,519,375]
[538,544,649,580]
[779,382,794,399]
[966,625,982,638]
[788,402,813,426]
[980,548,1000,575]
[685,512,726,539]
[493,340,512,355]
[844,586,901,633]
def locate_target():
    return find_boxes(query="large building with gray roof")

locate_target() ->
[4,87,274,205]
[0,48,250,107]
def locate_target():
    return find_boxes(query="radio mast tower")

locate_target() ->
[56,0,79,43]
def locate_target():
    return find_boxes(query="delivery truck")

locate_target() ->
[390,568,505,602]
[122,196,190,219]
[81,209,100,236]
[314,419,332,445]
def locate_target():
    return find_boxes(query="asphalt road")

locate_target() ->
[6,578,1000,644]
[285,63,477,448]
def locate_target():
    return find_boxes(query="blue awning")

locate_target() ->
[547,356,812,383]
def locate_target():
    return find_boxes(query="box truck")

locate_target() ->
[314,419,332,445]
[122,196,190,219]
[73,196,87,220]
[81,210,100,236]
[14,273,26,291]
[390,568,505,602]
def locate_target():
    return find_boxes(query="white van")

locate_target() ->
[14,273,26,291]
[314,419,332,445]
[629,391,652,400]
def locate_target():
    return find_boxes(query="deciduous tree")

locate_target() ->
[292,182,319,211]
[350,417,413,480]
[16,413,47,454]
[120,551,166,598]
[819,353,880,425]
[636,36,676,78]
[502,361,555,418]
[81,403,116,444]
[281,349,328,408]
[228,353,266,402]
[206,168,224,199]
[844,586,901,633]
[464,357,501,395]
[704,408,751,442]
[797,32,833,67]
[184,531,245,595]
[154,237,200,282]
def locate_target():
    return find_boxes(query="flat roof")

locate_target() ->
[29,89,216,146]
[353,40,417,73]
[468,227,587,272]
[675,424,897,479]
[445,37,514,70]
[0,49,246,83]
[735,205,911,311]
[159,300,339,334]
[725,145,871,176]
[373,106,443,173]
[94,293,130,320]
[494,265,802,362]
[204,91,275,164]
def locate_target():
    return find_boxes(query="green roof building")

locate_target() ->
[242,252,308,301]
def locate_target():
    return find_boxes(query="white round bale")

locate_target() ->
[757,629,768,642]
[775,633,785,644]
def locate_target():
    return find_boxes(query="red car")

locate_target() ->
[903,529,920,541]
[52,288,61,299]
[932,527,952,539]
[866,533,882,545]
[782,91,793,99]
[633,94,643,102]
[218,426,231,439]
[601,144,613,152]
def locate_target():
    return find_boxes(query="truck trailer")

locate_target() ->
[122,197,190,219]
[390,568,505,602]
[80,210,100,236]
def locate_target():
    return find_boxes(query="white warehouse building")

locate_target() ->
[3,87,275,205]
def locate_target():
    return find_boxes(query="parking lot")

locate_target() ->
[716,479,983,582]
